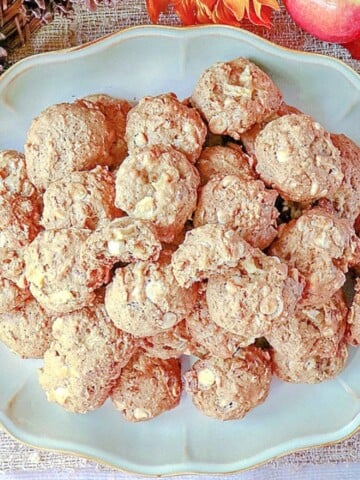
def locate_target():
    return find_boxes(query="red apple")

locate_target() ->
[284,0,360,44]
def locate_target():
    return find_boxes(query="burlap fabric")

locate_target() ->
[1,1,360,475]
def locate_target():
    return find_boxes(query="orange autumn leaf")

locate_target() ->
[146,0,172,23]
[147,0,279,27]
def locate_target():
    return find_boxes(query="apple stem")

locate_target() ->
[342,38,360,60]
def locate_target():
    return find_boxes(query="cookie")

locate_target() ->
[195,144,256,186]
[39,301,136,413]
[193,174,278,249]
[329,133,360,226]
[115,145,200,243]
[125,93,207,163]
[80,217,162,287]
[191,57,282,139]
[24,229,95,313]
[269,206,356,306]
[239,103,302,158]
[267,290,348,359]
[111,351,182,422]
[25,218,161,314]
[78,94,132,166]
[25,102,117,190]
[184,347,271,420]
[254,114,343,202]
[41,167,122,230]
[0,150,38,197]
[187,291,251,358]
[206,251,304,340]
[271,342,348,384]
[140,320,189,359]
[346,278,360,346]
[171,224,254,288]
[0,189,42,287]
[0,296,54,358]
[105,251,198,337]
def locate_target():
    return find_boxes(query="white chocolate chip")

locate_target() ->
[108,240,123,256]
[133,196,155,219]
[259,296,283,316]
[276,149,290,163]
[53,387,69,403]
[162,312,178,329]
[198,368,215,388]
[133,407,150,420]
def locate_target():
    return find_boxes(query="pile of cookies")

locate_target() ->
[0,57,359,422]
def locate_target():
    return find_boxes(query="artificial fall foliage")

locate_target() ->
[146,0,280,28]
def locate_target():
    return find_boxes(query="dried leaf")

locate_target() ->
[146,0,172,23]
[148,0,279,27]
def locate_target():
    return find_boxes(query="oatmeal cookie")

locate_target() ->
[193,174,278,249]
[125,93,207,163]
[25,219,161,314]
[80,217,161,287]
[184,347,271,420]
[111,351,182,422]
[346,278,360,346]
[25,102,117,190]
[187,292,251,358]
[271,342,348,384]
[206,251,304,340]
[171,224,254,288]
[105,251,198,337]
[140,320,188,359]
[267,290,348,359]
[39,301,136,413]
[24,229,95,313]
[0,190,42,286]
[0,296,54,358]
[0,150,38,197]
[41,167,122,230]
[254,114,343,202]
[239,103,302,158]
[269,206,356,306]
[329,134,360,226]
[78,94,132,165]
[115,145,200,243]
[196,144,256,185]
[191,57,282,139]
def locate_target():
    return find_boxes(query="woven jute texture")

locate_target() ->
[1,1,360,474]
